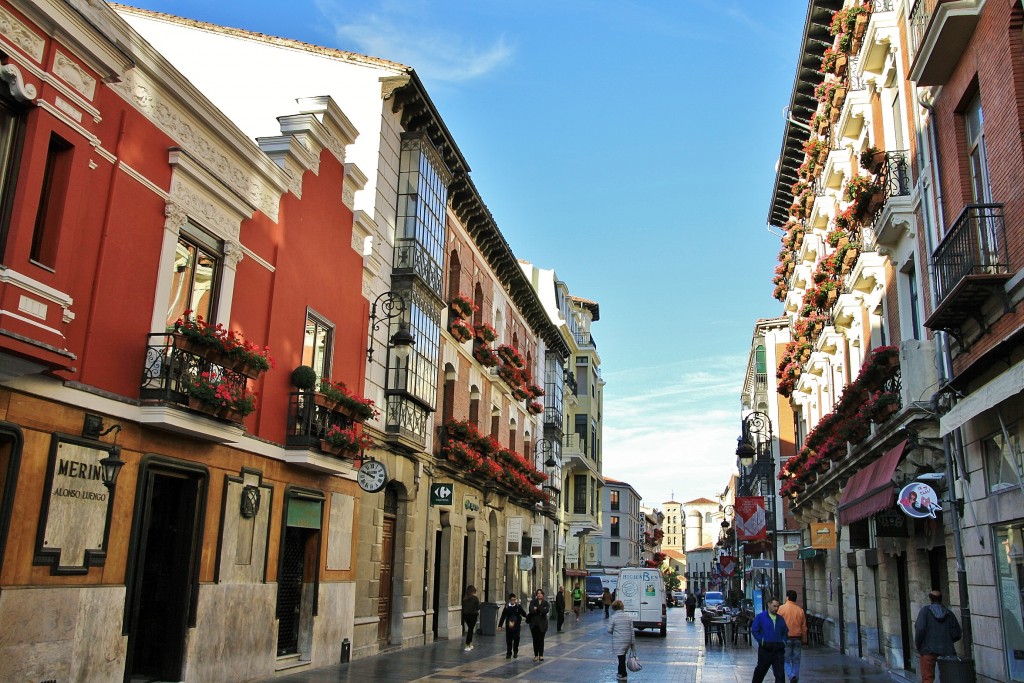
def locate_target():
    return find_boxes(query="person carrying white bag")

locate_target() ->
[608,600,639,680]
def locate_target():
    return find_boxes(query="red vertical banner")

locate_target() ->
[719,555,737,576]
[735,496,767,540]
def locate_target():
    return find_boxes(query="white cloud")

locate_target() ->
[314,0,513,82]
[602,355,744,507]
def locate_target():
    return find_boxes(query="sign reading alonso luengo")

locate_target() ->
[43,440,112,569]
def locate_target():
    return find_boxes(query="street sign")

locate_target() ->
[750,559,794,570]
[430,483,454,506]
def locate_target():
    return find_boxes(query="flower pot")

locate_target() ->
[188,397,221,417]
[871,402,899,424]
[834,53,848,76]
[320,440,347,456]
[219,407,245,423]
[174,333,213,360]
[313,392,337,411]
[854,12,868,39]
[831,86,847,108]
[228,357,262,380]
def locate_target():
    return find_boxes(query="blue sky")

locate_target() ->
[127,0,807,508]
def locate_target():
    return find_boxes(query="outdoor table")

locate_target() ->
[710,617,733,645]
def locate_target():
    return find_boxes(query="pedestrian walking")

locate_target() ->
[571,583,583,622]
[461,585,480,652]
[527,588,551,661]
[750,597,788,683]
[777,590,807,683]
[685,591,697,622]
[914,590,962,683]
[602,587,613,618]
[498,592,528,659]
[555,585,566,632]
[607,599,635,681]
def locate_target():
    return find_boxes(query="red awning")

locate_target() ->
[837,439,909,526]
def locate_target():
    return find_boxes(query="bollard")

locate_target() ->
[341,637,351,663]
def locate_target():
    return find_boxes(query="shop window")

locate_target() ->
[994,523,1024,681]
[985,426,1022,494]
[30,134,73,269]
[165,224,221,329]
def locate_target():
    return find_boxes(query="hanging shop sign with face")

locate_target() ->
[897,482,942,519]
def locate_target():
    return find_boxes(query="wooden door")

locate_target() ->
[378,515,395,642]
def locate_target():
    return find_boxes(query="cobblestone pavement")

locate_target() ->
[262,607,895,682]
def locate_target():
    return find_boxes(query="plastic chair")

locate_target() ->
[732,614,752,646]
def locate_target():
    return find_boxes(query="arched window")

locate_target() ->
[473,283,484,327]
[448,250,461,301]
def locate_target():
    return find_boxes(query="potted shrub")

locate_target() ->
[291,365,317,391]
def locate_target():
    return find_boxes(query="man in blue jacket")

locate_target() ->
[750,597,788,683]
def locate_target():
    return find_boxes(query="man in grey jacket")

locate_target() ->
[914,590,962,683]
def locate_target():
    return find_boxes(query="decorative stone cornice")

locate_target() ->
[110,65,284,222]
[0,6,43,62]
[168,148,253,240]
[53,51,95,100]
[0,62,35,101]
[343,163,368,211]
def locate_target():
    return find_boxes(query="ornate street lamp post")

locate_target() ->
[736,411,777,600]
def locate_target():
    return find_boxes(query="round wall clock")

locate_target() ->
[357,459,388,493]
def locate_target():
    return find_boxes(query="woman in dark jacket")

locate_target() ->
[461,585,480,651]
[527,588,551,661]
[498,593,528,658]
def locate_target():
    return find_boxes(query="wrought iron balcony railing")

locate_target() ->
[879,150,911,199]
[285,391,356,449]
[931,203,1009,303]
[140,333,251,421]
[393,237,443,297]
[543,406,563,431]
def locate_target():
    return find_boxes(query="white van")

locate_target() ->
[616,567,667,637]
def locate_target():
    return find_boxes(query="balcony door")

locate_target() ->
[965,93,999,267]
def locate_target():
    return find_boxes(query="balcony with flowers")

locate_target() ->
[439,419,549,509]
[777,342,941,518]
[281,365,378,474]
[140,313,273,441]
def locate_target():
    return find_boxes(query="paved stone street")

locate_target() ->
[261,607,894,682]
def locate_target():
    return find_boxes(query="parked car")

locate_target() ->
[703,590,726,609]
[672,590,685,606]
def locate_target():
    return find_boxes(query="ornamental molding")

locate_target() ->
[110,69,281,222]
[53,51,96,100]
[0,63,35,101]
[169,176,241,240]
[223,240,245,267]
[0,7,43,62]
[163,202,188,234]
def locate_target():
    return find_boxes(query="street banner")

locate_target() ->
[530,523,544,557]
[506,517,523,555]
[735,496,767,540]
[719,555,737,576]
[810,521,836,549]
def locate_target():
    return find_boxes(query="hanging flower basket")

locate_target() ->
[527,401,543,415]
[473,343,499,367]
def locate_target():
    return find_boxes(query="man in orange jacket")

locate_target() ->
[777,590,807,683]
